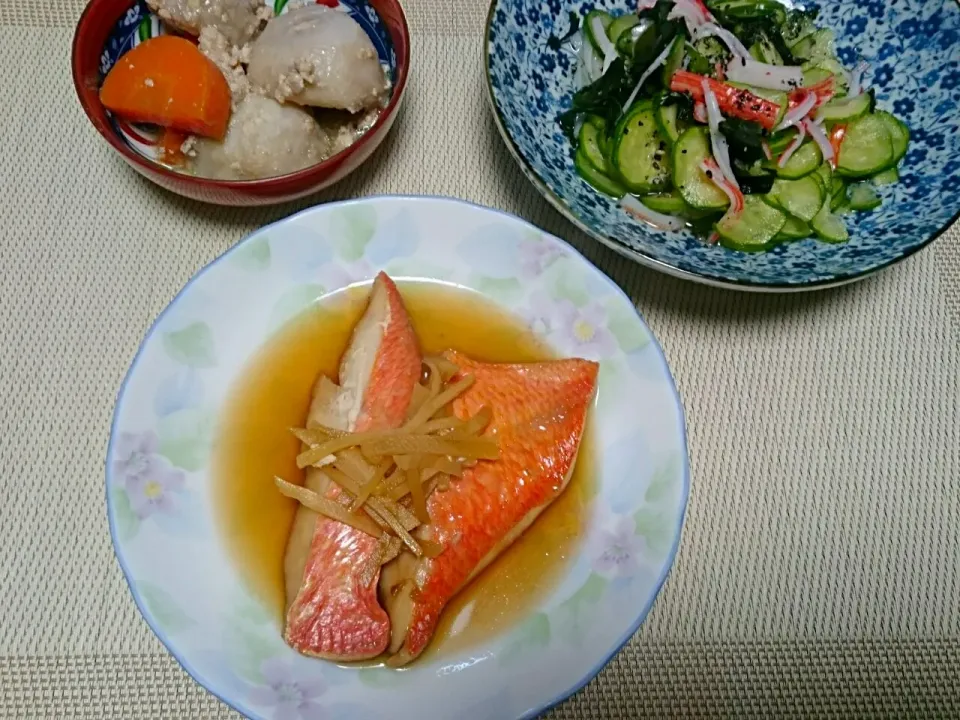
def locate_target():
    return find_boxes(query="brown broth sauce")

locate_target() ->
[214,282,595,661]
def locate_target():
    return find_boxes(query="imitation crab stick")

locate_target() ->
[670,70,782,130]
[828,124,848,168]
[789,76,835,110]
[99,36,231,140]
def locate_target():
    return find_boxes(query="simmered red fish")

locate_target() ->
[283,272,421,660]
[281,274,598,665]
[380,351,598,664]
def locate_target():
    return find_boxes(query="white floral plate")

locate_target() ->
[107,196,689,720]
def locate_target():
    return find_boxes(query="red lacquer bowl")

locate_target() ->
[72,0,410,205]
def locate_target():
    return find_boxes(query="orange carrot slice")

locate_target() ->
[99,36,231,140]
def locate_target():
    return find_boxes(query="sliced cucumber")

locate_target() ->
[815,162,832,192]
[817,92,872,123]
[768,127,799,156]
[641,190,707,218]
[802,67,833,88]
[749,34,783,65]
[830,176,846,199]
[837,113,894,178]
[815,57,847,76]
[804,58,848,95]
[791,28,835,64]
[776,141,822,179]
[810,196,848,243]
[641,192,687,215]
[830,177,848,211]
[656,102,681,144]
[776,215,813,241]
[579,120,611,174]
[612,103,671,193]
[674,127,729,210]
[607,14,640,44]
[575,146,626,198]
[819,56,845,73]
[584,11,614,53]
[586,115,612,156]
[872,167,900,186]
[693,36,729,67]
[645,193,715,219]
[661,35,686,87]
[809,171,826,197]
[876,111,909,165]
[782,10,817,46]
[711,0,785,20]
[766,174,824,222]
[716,195,787,252]
[848,183,882,211]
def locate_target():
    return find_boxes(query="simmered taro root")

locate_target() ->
[192,94,331,179]
[246,4,389,113]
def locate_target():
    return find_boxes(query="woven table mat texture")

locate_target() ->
[1,1,959,718]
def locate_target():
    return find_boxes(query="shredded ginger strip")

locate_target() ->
[280,356,500,561]
[274,476,381,537]
[403,374,475,430]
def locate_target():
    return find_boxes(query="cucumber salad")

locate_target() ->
[558,0,910,251]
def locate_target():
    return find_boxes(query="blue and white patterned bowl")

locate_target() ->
[107,196,689,719]
[485,0,960,290]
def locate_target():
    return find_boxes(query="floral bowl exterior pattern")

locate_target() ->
[485,0,960,290]
[106,196,689,720]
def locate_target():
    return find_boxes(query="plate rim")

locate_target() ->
[105,194,691,720]
[481,0,958,293]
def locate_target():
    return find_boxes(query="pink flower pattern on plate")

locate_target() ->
[248,657,327,720]
[523,293,617,359]
[125,456,185,519]
[590,513,647,580]
[114,431,186,519]
[519,239,563,278]
[112,431,159,481]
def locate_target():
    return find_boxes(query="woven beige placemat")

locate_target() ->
[1,2,959,718]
